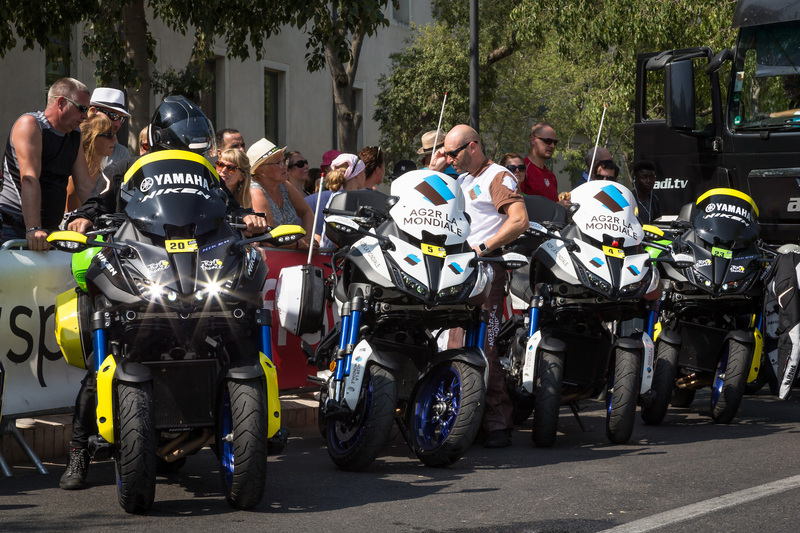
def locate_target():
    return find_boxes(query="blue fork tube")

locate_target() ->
[261,324,273,362]
[343,308,363,377]
[528,295,543,337]
[645,305,658,338]
[92,328,107,374]
[334,314,351,382]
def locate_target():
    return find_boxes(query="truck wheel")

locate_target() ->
[218,379,267,509]
[711,339,751,423]
[409,361,485,467]
[326,364,396,471]
[606,347,641,444]
[641,340,678,425]
[532,350,564,447]
[115,381,156,514]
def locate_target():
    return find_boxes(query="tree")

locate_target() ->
[375,0,738,181]
[374,0,519,162]
[1,0,392,154]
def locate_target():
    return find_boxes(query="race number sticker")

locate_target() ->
[421,243,446,258]
[165,239,198,253]
[602,245,625,259]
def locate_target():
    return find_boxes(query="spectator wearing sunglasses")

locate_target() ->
[358,145,386,190]
[88,87,132,166]
[64,114,117,213]
[217,148,252,208]
[499,152,526,186]
[1,77,94,250]
[577,146,613,186]
[286,150,311,196]
[522,122,560,203]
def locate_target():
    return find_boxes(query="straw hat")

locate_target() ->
[246,138,286,174]
[417,129,446,155]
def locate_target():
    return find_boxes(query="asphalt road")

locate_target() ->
[3,388,800,532]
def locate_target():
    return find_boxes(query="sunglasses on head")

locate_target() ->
[534,136,559,146]
[289,159,308,169]
[215,160,241,173]
[506,164,526,173]
[62,96,89,114]
[95,106,126,124]
[97,130,116,139]
[367,145,383,160]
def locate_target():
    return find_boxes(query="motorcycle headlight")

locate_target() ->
[576,263,611,295]
[138,280,178,302]
[390,266,428,297]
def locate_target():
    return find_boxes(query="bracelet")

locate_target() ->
[26,227,44,234]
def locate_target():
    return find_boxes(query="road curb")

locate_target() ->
[1,394,318,467]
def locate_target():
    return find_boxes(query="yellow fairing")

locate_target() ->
[270,224,306,238]
[260,352,281,438]
[96,355,117,444]
[748,328,763,383]
[55,289,87,369]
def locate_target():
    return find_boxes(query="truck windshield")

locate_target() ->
[730,20,800,131]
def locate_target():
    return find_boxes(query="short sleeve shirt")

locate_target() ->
[458,161,523,247]
[521,157,558,201]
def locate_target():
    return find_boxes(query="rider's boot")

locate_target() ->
[59,446,90,490]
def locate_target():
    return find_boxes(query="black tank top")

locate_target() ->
[0,111,82,230]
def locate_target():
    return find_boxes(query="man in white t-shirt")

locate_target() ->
[430,124,528,448]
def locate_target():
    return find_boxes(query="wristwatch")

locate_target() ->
[478,242,489,256]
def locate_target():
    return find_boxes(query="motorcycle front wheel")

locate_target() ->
[606,347,641,444]
[218,379,267,509]
[532,349,564,448]
[409,361,485,467]
[641,340,678,425]
[710,338,751,423]
[326,364,397,471]
[115,381,156,514]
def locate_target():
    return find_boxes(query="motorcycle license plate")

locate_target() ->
[165,239,198,253]
[421,243,446,258]
[602,245,625,259]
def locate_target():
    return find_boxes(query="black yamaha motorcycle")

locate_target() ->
[647,188,773,423]
[51,150,304,512]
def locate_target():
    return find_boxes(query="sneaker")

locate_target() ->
[484,429,512,448]
[59,447,90,490]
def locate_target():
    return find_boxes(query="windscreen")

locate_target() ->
[730,20,800,130]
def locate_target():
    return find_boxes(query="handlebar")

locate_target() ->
[1,239,29,250]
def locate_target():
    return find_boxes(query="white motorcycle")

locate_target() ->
[277,170,525,470]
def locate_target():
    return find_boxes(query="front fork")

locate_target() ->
[330,295,366,405]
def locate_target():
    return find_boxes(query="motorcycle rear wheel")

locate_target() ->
[606,347,641,444]
[710,338,751,423]
[326,364,396,471]
[641,340,678,425]
[409,361,485,467]
[115,381,156,514]
[532,350,564,447]
[218,379,267,509]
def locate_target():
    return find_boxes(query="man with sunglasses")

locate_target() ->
[522,122,560,202]
[89,87,132,166]
[430,125,529,448]
[577,146,613,186]
[0,77,94,250]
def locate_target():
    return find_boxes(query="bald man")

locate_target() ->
[431,124,528,448]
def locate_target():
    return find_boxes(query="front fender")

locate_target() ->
[96,356,152,444]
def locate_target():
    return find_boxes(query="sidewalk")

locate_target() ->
[1,394,318,467]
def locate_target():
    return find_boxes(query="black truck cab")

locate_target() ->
[634,0,800,244]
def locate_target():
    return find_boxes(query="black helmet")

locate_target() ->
[148,95,216,156]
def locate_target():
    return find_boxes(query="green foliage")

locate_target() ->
[375,0,739,180]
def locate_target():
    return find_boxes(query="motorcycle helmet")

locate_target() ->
[148,95,216,156]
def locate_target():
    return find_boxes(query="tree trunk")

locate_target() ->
[325,33,364,154]
[123,0,151,155]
